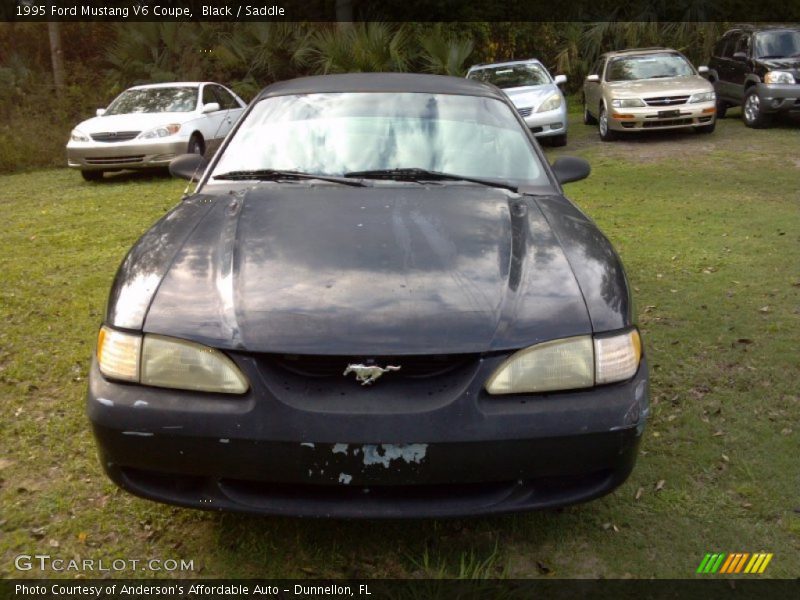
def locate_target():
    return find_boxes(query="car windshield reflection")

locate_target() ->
[208,92,547,186]
[467,64,551,88]
[105,87,198,115]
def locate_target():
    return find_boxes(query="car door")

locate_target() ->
[584,58,605,116]
[211,85,245,136]
[710,34,734,100]
[729,33,752,103]
[199,84,227,154]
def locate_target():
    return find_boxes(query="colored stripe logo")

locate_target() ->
[696,553,773,574]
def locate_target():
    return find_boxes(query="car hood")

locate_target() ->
[757,57,800,78]
[502,84,561,109]
[138,185,596,355]
[605,75,712,96]
[75,112,197,134]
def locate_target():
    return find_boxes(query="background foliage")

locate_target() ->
[0,21,728,173]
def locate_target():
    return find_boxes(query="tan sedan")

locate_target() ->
[583,48,717,141]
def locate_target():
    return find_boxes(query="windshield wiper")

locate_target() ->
[343,168,519,193]
[213,169,367,187]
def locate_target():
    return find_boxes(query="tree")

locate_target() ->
[47,22,65,97]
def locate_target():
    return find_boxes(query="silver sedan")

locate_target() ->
[467,59,569,146]
[67,82,246,181]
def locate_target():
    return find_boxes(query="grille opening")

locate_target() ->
[644,96,689,107]
[85,155,145,164]
[121,467,205,495]
[90,131,141,143]
[267,354,476,379]
[518,107,533,117]
[642,118,693,128]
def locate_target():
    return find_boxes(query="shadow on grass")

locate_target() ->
[88,168,174,184]
[200,505,594,577]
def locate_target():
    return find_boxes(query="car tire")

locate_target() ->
[187,134,206,156]
[742,88,772,128]
[81,170,103,182]
[548,134,568,147]
[715,98,728,119]
[583,103,597,125]
[598,106,617,141]
[694,121,716,134]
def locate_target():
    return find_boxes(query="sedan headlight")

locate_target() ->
[71,129,90,142]
[96,326,248,394]
[485,330,641,395]
[137,123,181,139]
[764,71,795,84]
[611,98,646,108]
[688,91,715,103]
[537,93,563,112]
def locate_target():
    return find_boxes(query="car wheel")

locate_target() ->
[694,121,716,134]
[742,88,772,128]
[548,134,568,147]
[81,170,103,182]
[187,134,205,156]
[583,103,597,125]
[715,98,728,119]
[598,106,617,141]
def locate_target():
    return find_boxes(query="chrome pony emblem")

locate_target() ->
[343,364,401,385]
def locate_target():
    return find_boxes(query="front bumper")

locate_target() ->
[520,105,568,137]
[66,137,189,171]
[755,83,800,114]
[608,101,716,132]
[87,354,649,518]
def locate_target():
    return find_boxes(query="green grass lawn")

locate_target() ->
[1,114,798,579]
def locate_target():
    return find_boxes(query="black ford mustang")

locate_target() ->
[87,74,648,518]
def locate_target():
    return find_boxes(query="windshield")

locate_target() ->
[467,63,551,88]
[209,92,546,185]
[606,54,695,81]
[105,87,198,115]
[754,30,800,58]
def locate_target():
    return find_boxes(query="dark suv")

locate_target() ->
[708,25,800,127]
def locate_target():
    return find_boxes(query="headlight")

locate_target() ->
[71,129,90,142]
[764,71,795,84]
[594,330,642,385]
[485,336,594,394]
[688,91,715,103]
[96,326,248,394]
[485,330,642,395]
[537,93,563,112]
[611,98,646,108]
[96,327,141,382]
[137,123,181,139]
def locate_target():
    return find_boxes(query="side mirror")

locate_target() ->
[201,102,220,114]
[732,52,747,62]
[585,74,600,83]
[551,156,591,185]
[697,65,709,74]
[96,108,106,117]
[554,74,567,85]
[169,153,208,181]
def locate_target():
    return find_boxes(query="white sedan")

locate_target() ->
[67,82,246,181]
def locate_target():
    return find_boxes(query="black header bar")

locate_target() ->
[3,0,800,22]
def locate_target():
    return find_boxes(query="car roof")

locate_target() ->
[602,47,677,59]
[255,73,506,101]
[467,59,544,71]
[128,82,209,90]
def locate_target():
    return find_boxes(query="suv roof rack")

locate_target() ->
[602,47,673,57]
